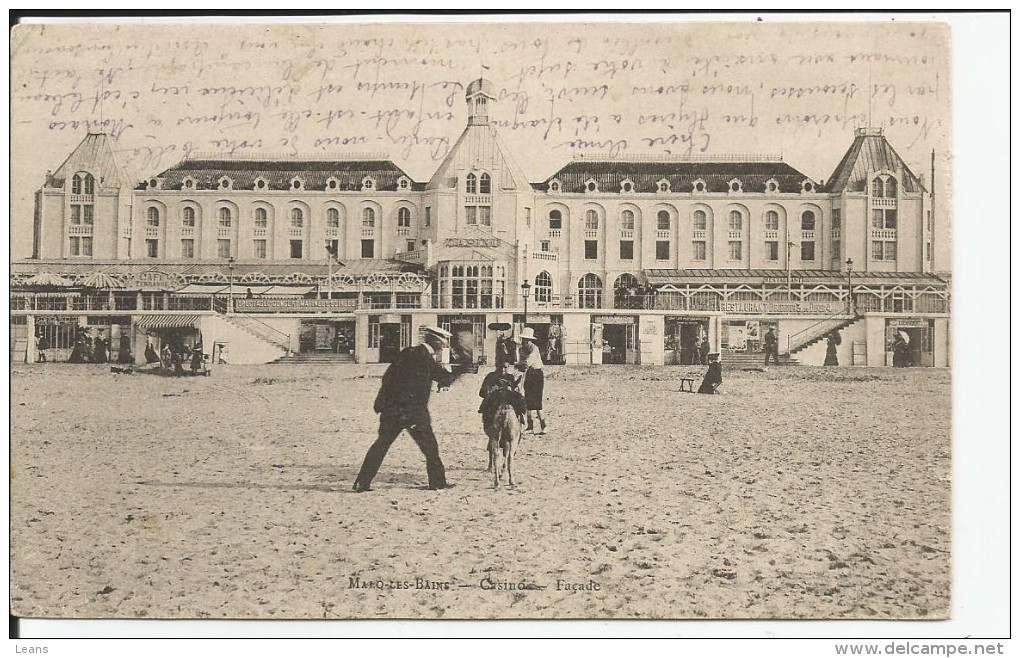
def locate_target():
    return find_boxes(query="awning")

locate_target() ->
[134,314,203,329]
[644,269,948,287]
[175,284,229,295]
[262,285,315,296]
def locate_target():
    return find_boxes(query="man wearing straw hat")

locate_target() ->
[353,326,458,492]
[516,327,548,435]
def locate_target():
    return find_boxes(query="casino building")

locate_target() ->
[11,77,951,368]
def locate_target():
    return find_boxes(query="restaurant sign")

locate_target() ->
[591,315,637,325]
[719,301,839,314]
[235,298,356,313]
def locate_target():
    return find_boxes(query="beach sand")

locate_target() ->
[10,363,950,619]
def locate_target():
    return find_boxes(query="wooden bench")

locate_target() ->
[679,378,696,392]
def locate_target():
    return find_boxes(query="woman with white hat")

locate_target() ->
[516,327,548,435]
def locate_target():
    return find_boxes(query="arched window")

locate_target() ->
[362,207,375,227]
[218,207,232,227]
[254,207,268,228]
[801,210,816,231]
[692,209,707,231]
[577,273,603,309]
[479,172,491,195]
[765,210,779,231]
[872,177,884,198]
[534,271,553,303]
[886,177,897,197]
[147,207,160,227]
[397,207,411,227]
[182,207,196,227]
[620,209,635,230]
[728,209,743,231]
[465,173,477,194]
[585,209,599,230]
[72,174,82,195]
[326,207,340,229]
[657,210,671,230]
[614,273,641,309]
[290,207,304,228]
[549,209,562,229]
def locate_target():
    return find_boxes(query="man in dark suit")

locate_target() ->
[353,326,458,492]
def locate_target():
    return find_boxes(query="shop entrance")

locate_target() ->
[665,317,710,365]
[513,314,566,365]
[379,323,401,363]
[591,316,638,365]
[299,320,357,356]
[886,319,933,367]
[440,315,486,371]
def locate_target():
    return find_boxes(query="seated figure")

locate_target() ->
[698,353,723,394]
[478,362,527,438]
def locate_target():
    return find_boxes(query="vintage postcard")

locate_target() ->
[9,19,952,621]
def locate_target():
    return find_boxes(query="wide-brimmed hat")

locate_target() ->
[423,326,453,340]
[519,327,537,341]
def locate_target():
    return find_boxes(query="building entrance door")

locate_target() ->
[602,325,628,364]
[379,323,401,363]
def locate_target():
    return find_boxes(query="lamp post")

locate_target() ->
[521,280,532,325]
[325,240,332,301]
[846,258,854,316]
[227,256,236,314]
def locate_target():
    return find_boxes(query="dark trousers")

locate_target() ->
[764,346,779,366]
[355,412,447,489]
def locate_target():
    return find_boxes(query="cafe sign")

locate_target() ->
[719,301,839,314]
[235,298,356,313]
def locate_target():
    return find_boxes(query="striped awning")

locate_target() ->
[134,314,203,329]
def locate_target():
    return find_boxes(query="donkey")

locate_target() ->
[489,401,522,489]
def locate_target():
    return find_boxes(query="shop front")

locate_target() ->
[885,317,935,367]
[591,315,639,365]
[721,319,779,355]
[513,313,567,365]
[438,314,487,371]
[133,314,205,362]
[664,316,711,365]
[298,318,356,356]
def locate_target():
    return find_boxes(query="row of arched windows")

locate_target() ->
[71,172,95,196]
[872,175,898,198]
[530,271,647,310]
[143,205,414,230]
[465,172,491,195]
[548,207,820,231]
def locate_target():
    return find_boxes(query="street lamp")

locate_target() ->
[520,280,532,324]
[846,258,854,316]
[325,240,332,301]
[227,256,236,314]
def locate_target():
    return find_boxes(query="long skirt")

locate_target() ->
[523,368,545,411]
[824,345,839,366]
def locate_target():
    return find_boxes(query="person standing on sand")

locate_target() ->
[698,336,710,365]
[824,331,842,366]
[516,328,548,435]
[698,353,723,394]
[353,326,458,493]
[763,327,780,366]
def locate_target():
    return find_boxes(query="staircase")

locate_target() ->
[222,314,292,353]
[272,351,355,365]
[788,316,862,356]
[721,352,800,369]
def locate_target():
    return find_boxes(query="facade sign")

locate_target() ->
[719,301,838,314]
[666,316,708,323]
[235,298,356,313]
[444,237,502,248]
[886,318,928,328]
[591,315,636,325]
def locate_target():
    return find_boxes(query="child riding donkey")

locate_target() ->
[478,360,528,488]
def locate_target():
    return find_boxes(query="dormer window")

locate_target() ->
[182,177,195,190]
[548,179,561,193]
[728,179,742,193]
[466,172,477,194]
[585,179,599,194]
[254,178,268,191]
[397,177,411,191]
[765,179,779,193]
[620,179,634,193]
[219,177,232,190]
[325,177,339,191]
[656,179,671,194]
[479,172,491,195]
[72,172,95,195]
[148,178,159,190]
[692,179,707,193]
[290,178,304,191]
[802,180,814,193]
[362,177,376,191]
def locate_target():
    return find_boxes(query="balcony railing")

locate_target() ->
[620,229,634,239]
[181,226,195,238]
[325,228,339,238]
[69,194,93,204]
[656,230,670,239]
[397,227,411,236]
[692,230,707,239]
[252,228,266,239]
[531,251,558,262]
[549,229,562,238]
[728,230,743,240]
[872,229,897,240]
[872,198,897,208]
[145,227,159,238]
[764,230,779,240]
[801,230,815,240]
[464,195,492,205]
[68,224,93,236]
[288,228,303,238]
[361,227,375,237]
[219,228,233,238]
[584,230,598,239]
[830,229,841,240]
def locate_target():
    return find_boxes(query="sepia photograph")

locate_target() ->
[7,14,988,634]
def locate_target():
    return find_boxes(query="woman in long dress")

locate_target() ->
[824,331,841,366]
[516,328,548,435]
